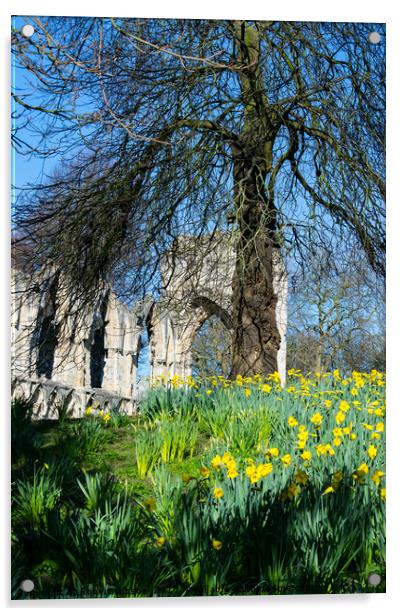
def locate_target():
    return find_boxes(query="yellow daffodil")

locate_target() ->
[144,498,156,511]
[211,455,222,469]
[245,464,258,480]
[213,487,224,499]
[288,415,298,427]
[332,470,343,486]
[294,469,308,485]
[287,483,300,499]
[281,454,292,467]
[352,463,369,483]
[335,411,346,425]
[316,444,335,456]
[222,452,234,465]
[257,463,273,477]
[212,539,223,551]
[371,470,385,486]
[200,466,210,478]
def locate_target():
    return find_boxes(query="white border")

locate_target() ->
[2,1,401,614]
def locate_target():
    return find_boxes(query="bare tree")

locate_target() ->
[12,18,385,377]
[287,243,385,373]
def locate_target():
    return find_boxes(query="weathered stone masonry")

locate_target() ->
[11,237,288,418]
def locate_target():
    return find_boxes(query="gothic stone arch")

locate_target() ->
[149,235,287,382]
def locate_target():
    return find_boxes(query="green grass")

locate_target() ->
[11,370,386,599]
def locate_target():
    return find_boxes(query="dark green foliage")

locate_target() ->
[11,394,385,599]
[11,397,41,465]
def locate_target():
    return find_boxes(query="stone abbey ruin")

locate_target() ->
[12,236,288,418]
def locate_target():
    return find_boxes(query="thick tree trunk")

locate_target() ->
[229,157,281,378]
[228,21,282,378]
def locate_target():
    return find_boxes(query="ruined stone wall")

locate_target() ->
[11,235,288,417]
[12,269,142,398]
[152,235,288,382]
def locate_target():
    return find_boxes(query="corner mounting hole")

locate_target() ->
[20,579,35,593]
[21,24,35,38]
[368,32,381,45]
[367,572,381,586]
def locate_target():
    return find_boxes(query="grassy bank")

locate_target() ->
[11,369,385,598]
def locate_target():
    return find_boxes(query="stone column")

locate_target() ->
[102,296,138,397]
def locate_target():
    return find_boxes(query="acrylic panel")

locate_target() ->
[11,15,386,600]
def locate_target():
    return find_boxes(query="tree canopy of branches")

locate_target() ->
[12,17,385,376]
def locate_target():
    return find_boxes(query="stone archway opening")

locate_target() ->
[89,296,108,389]
[89,322,106,388]
[34,278,59,380]
[35,310,58,379]
[136,323,151,391]
[190,314,232,379]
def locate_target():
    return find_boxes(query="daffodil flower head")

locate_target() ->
[213,487,224,499]
[257,463,273,477]
[212,539,223,550]
[294,469,308,485]
[310,412,323,426]
[200,466,210,478]
[211,455,222,469]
